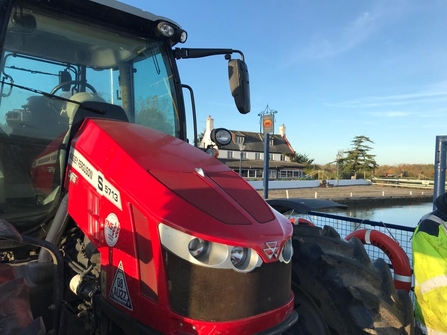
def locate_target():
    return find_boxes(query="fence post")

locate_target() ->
[434,135,447,206]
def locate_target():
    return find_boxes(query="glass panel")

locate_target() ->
[133,47,179,137]
[0,1,180,230]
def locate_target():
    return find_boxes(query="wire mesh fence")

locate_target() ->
[300,211,416,303]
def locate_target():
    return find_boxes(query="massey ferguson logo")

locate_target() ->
[263,241,280,259]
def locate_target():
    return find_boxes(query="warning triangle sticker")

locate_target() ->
[109,261,133,310]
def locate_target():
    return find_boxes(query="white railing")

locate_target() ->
[372,178,435,189]
[247,179,371,190]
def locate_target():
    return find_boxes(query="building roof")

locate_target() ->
[222,130,295,154]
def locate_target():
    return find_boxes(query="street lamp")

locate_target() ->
[336,152,342,186]
[238,143,246,176]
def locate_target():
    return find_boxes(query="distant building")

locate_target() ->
[200,116,305,179]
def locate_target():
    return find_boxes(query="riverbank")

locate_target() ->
[259,185,433,206]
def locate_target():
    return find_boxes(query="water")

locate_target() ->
[321,201,433,229]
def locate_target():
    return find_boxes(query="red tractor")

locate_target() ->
[0,1,414,334]
[0,0,296,334]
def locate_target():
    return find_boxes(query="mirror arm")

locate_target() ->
[175,48,245,61]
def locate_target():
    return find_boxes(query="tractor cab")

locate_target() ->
[0,0,247,237]
[0,0,185,236]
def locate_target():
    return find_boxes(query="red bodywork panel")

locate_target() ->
[31,133,65,195]
[65,119,294,334]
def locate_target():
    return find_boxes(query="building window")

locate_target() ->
[255,152,261,160]
[236,135,244,144]
[227,151,234,158]
[241,152,246,159]
[280,155,285,161]
[279,170,302,179]
[269,153,274,160]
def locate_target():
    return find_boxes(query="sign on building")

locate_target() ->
[262,114,274,134]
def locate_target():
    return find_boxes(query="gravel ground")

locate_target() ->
[258,185,433,202]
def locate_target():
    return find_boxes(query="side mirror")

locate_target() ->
[228,59,250,114]
[59,70,72,92]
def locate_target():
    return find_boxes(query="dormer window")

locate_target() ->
[236,135,244,144]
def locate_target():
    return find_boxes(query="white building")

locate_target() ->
[201,116,305,180]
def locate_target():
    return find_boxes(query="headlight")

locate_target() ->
[205,147,219,157]
[210,128,232,146]
[159,224,262,273]
[280,239,293,264]
[188,238,209,259]
[231,246,248,268]
[179,30,188,43]
[156,22,187,45]
[157,22,175,37]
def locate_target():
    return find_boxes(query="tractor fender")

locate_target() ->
[289,217,315,226]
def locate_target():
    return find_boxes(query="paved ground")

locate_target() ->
[258,185,433,202]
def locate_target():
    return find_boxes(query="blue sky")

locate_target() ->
[122,0,447,166]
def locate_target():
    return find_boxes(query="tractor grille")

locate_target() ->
[166,250,291,321]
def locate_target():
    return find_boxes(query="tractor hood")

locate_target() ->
[66,119,292,262]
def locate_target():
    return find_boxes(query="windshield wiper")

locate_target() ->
[0,81,106,115]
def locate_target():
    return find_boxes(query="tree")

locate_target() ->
[341,135,378,179]
[197,129,205,147]
[374,164,434,179]
[136,96,174,135]
[335,149,345,180]
[288,152,315,166]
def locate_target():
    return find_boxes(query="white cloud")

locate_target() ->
[369,111,411,117]
[329,81,447,109]
[299,11,379,60]
[292,0,411,62]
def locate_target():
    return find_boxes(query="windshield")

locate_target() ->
[0,0,182,231]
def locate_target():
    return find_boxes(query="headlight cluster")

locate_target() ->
[188,238,249,269]
[279,238,293,264]
[159,224,293,272]
[159,224,261,273]
[156,21,187,44]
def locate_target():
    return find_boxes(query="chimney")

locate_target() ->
[279,124,286,136]
[200,115,214,148]
[206,115,214,132]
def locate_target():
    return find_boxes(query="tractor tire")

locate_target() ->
[289,225,414,335]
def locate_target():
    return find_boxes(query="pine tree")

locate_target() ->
[341,135,378,179]
[288,152,315,166]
